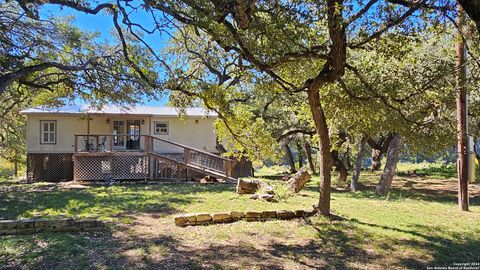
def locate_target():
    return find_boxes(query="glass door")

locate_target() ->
[112,120,125,150]
[126,120,141,150]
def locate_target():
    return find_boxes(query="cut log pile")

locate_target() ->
[236,178,275,201]
[236,167,311,202]
[200,175,219,183]
[236,178,272,194]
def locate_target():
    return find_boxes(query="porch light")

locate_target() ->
[141,119,145,125]
[106,118,110,124]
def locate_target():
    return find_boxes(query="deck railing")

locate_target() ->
[74,134,234,178]
[74,134,145,153]
[146,136,233,176]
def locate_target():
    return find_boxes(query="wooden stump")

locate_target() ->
[287,167,311,193]
[236,179,270,194]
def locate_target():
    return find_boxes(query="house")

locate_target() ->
[21,105,252,182]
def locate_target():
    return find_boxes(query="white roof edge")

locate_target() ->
[20,105,218,117]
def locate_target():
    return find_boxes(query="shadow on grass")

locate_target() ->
[1,223,374,269]
[2,229,280,269]
[257,173,289,181]
[2,216,479,269]
[0,184,235,220]
[344,218,480,268]
[300,180,480,205]
[397,165,457,179]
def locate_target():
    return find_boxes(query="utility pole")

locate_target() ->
[456,5,469,211]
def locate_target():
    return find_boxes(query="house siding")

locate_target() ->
[25,112,221,181]
[26,114,86,153]
[25,114,218,154]
[149,116,217,152]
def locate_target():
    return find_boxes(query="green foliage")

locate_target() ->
[323,29,459,156]
[0,2,162,169]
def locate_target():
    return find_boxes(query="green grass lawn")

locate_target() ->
[0,169,479,269]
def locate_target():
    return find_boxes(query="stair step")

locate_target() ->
[148,151,237,182]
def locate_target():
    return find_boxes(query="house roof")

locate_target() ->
[21,105,218,117]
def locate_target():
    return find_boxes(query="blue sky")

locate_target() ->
[41,4,171,107]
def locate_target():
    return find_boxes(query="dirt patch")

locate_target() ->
[392,177,480,194]
[100,213,394,269]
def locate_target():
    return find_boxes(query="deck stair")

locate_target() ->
[146,136,236,182]
[73,134,236,182]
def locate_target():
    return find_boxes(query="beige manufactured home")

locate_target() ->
[21,105,251,182]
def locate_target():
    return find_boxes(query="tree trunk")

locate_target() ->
[332,152,348,186]
[14,161,18,177]
[371,149,382,171]
[283,142,296,173]
[456,6,469,211]
[375,134,403,196]
[341,141,351,170]
[303,0,345,216]
[287,167,311,192]
[351,137,366,192]
[296,141,303,169]
[337,164,348,185]
[307,88,332,216]
[304,142,316,174]
[368,135,394,171]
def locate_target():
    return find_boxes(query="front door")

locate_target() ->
[112,120,141,150]
[126,120,141,150]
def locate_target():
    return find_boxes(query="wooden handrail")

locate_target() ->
[148,136,232,161]
[73,134,233,162]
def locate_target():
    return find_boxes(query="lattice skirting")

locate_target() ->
[152,157,183,180]
[151,156,209,181]
[73,154,149,181]
[27,153,74,182]
[232,158,253,178]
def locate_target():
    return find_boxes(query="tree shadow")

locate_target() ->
[345,218,480,269]
[274,218,380,269]
[2,215,479,269]
[332,178,480,205]
[0,183,235,220]
[255,173,290,182]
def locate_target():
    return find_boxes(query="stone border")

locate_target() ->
[0,218,108,235]
[174,209,316,226]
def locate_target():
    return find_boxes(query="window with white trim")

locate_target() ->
[154,122,169,135]
[40,120,56,144]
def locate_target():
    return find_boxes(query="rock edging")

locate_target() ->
[0,218,108,235]
[174,208,316,227]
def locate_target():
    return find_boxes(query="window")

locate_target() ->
[40,120,56,144]
[154,122,169,135]
[112,120,125,147]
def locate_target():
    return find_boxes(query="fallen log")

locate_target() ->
[287,167,311,193]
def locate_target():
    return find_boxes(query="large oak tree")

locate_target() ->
[12,0,468,215]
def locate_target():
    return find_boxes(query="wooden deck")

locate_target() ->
[72,134,235,182]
